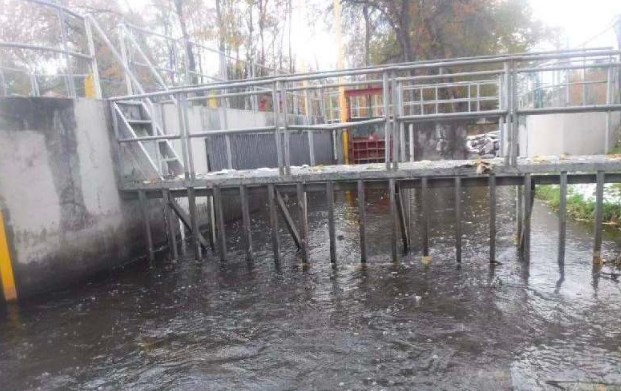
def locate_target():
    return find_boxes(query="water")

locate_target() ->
[2,187,621,390]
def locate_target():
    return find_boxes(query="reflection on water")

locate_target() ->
[2,186,621,390]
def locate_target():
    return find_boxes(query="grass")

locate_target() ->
[536,185,621,227]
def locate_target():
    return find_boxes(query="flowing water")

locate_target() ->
[2,186,621,391]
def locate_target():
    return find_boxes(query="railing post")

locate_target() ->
[118,24,134,95]
[382,71,391,169]
[273,81,284,175]
[57,7,76,97]
[84,18,102,99]
[390,71,400,170]
[280,82,291,174]
[605,61,613,152]
[177,93,191,181]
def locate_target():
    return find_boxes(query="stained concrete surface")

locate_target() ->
[0,97,166,297]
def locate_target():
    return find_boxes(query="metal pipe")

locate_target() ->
[455,177,462,263]
[558,171,567,263]
[326,181,336,263]
[240,185,252,260]
[593,171,605,262]
[110,49,621,101]
[357,180,366,263]
[383,71,390,169]
[0,42,91,60]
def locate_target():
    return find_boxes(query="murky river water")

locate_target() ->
[2,186,621,390]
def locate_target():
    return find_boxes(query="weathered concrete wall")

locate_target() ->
[0,97,165,298]
[519,112,621,156]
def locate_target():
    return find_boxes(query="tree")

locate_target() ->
[341,0,551,66]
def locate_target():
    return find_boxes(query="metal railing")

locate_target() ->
[108,48,621,185]
[0,0,101,98]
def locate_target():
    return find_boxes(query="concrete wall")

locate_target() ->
[0,97,164,298]
[519,112,621,156]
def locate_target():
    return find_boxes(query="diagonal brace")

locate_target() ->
[275,189,302,249]
[168,197,212,250]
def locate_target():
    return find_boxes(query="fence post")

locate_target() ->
[383,71,391,169]
[84,18,102,98]
[273,81,284,175]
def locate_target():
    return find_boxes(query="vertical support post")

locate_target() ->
[558,171,567,263]
[138,190,154,261]
[326,181,336,264]
[489,174,497,263]
[396,184,410,252]
[118,25,133,95]
[308,130,316,166]
[177,94,191,180]
[84,18,102,99]
[214,185,226,261]
[281,83,291,174]
[187,186,202,258]
[408,123,414,162]
[267,184,280,263]
[224,135,233,169]
[57,8,76,97]
[390,72,400,170]
[422,177,430,257]
[454,177,462,263]
[522,174,532,262]
[516,185,523,246]
[383,71,391,169]
[503,61,512,165]
[240,185,253,260]
[419,88,424,115]
[357,180,367,263]
[297,183,309,263]
[273,81,284,174]
[593,170,605,262]
[605,63,613,152]
[389,178,398,262]
[162,189,178,259]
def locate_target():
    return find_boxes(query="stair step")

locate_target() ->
[162,158,180,162]
[127,119,152,125]
[117,100,143,106]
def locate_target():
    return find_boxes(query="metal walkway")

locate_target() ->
[109,48,621,265]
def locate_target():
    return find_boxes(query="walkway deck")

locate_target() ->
[124,155,621,193]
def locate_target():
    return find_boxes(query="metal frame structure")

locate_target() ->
[0,0,101,98]
[110,48,621,179]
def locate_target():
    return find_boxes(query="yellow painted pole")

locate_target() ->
[333,0,349,164]
[0,210,17,302]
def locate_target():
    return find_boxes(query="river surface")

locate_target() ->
[2,186,621,391]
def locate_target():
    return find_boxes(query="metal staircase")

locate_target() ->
[112,100,184,179]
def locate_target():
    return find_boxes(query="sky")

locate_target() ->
[298,0,621,69]
[530,0,621,49]
[119,0,621,71]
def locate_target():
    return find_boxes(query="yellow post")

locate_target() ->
[84,74,96,99]
[0,210,17,302]
[208,91,219,109]
[333,0,349,164]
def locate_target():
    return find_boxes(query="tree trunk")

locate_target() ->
[215,0,228,80]
[173,0,196,84]
[363,4,370,66]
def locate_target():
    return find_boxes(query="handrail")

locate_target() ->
[110,49,621,101]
